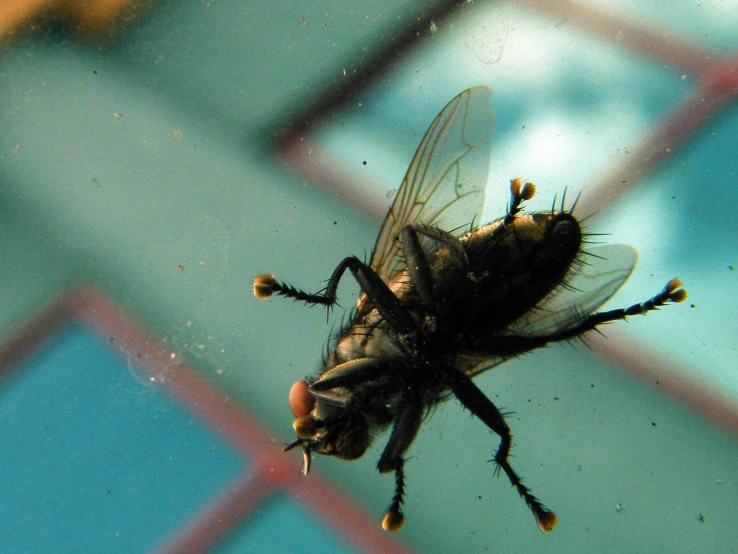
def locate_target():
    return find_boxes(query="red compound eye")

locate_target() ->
[289,379,315,417]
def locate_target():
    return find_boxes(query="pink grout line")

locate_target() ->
[65,287,271,454]
[279,9,738,220]
[157,472,277,554]
[0,299,70,379]
[512,3,738,216]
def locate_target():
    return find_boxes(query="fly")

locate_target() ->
[253,86,687,532]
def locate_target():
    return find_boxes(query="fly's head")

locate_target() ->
[285,379,370,474]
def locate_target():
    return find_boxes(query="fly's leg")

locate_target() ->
[542,278,687,344]
[253,273,330,305]
[310,357,387,392]
[377,398,424,532]
[445,367,557,532]
[470,279,688,357]
[254,257,359,306]
[504,178,536,224]
[401,224,468,311]
[577,277,687,329]
[255,256,415,333]
[401,226,436,309]
[381,458,407,532]
[308,358,391,408]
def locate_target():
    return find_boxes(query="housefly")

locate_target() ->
[253,86,687,532]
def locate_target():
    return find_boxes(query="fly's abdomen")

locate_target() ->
[462,212,583,329]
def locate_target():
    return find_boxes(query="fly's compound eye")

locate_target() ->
[253,274,276,299]
[293,415,317,439]
[549,216,581,261]
[289,379,316,417]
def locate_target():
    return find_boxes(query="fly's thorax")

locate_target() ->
[332,315,405,364]
[461,211,583,327]
[427,247,472,303]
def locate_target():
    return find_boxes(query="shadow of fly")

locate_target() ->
[254,86,686,532]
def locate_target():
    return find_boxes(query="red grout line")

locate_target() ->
[703,54,738,99]
[0,298,70,380]
[277,135,389,223]
[156,454,416,554]
[156,471,277,554]
[280,471,417,554]
[517,3,738,216]
[278,1,738,228]
[268,1,471,147]
[0,287,415,553]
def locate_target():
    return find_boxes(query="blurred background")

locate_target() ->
[0,1,737,552]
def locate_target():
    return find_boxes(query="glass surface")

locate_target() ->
[0,1,736,552]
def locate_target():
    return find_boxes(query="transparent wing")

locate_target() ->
[507,244,638,337]
[370,86,494,282]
